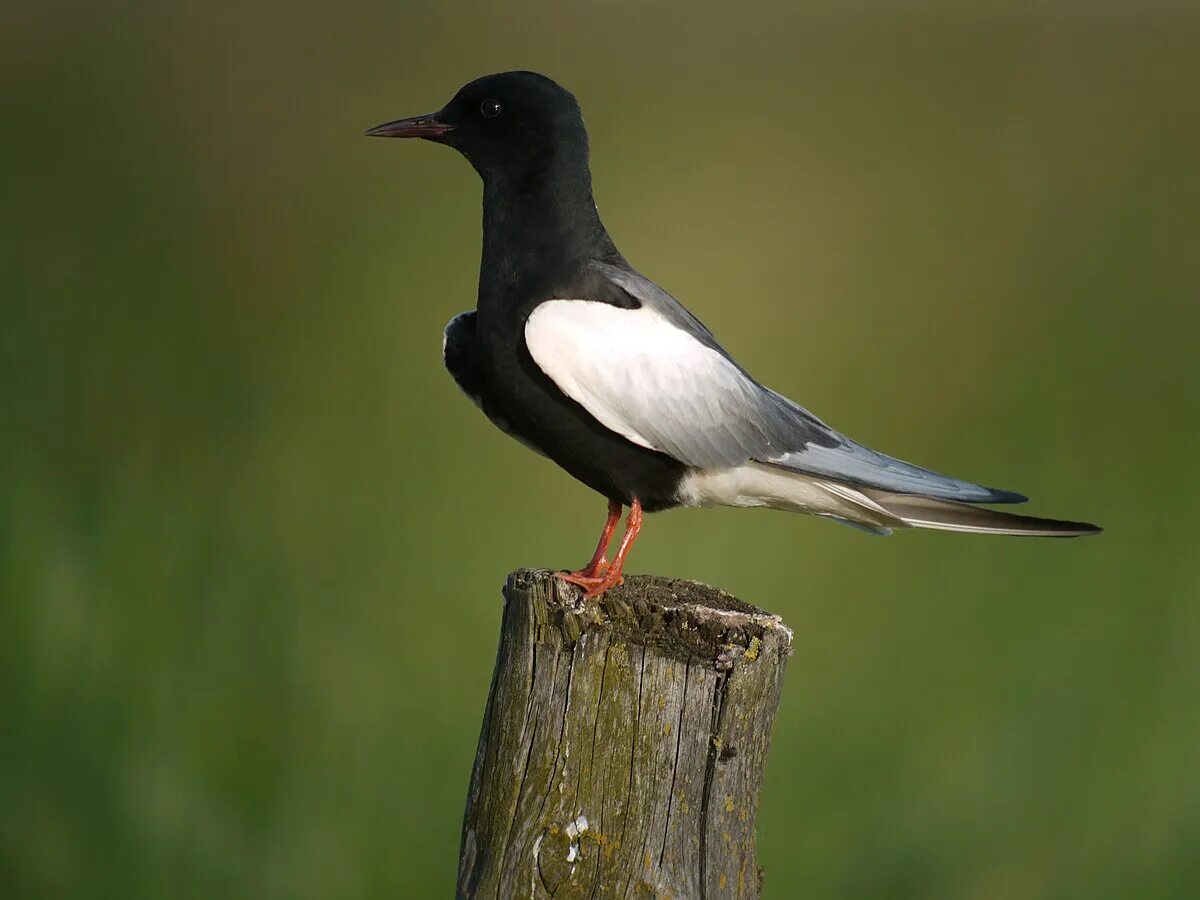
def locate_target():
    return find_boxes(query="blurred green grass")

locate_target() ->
[2,2,1198,897]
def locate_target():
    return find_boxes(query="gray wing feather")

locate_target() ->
[766,444,1027,504]
[588,261,1026,505]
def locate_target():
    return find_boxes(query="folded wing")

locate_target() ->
[525,269,1024,505]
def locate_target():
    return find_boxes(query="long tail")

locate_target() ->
[863,490,1101,537]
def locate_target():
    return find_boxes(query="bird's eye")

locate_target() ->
[480,99,502,119]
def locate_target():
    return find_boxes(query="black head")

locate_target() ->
[366,71,590,186]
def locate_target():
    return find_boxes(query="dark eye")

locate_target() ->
[480,99,502,119]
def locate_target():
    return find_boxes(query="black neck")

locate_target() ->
[478,159,617,309]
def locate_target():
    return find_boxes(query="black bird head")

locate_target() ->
[366,71,589,187]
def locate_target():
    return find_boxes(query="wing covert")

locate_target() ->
[524,300,832,468]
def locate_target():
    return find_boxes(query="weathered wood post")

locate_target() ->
[458,569,793,899]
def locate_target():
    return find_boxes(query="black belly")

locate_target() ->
[443,310,686,511]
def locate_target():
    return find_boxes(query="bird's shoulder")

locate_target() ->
[523,258,730,359]
[527,258,641,313]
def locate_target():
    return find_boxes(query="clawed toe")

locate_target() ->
[557,569,623,598]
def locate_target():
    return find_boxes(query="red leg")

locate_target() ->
[564,499,622,580]
[559,499,643,598]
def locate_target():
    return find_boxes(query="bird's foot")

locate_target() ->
[557,568,624,599]
[565,556,609,580]
[558,498,641,599]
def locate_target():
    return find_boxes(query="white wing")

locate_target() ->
[525,296,1026,504]
[525,300,799,467]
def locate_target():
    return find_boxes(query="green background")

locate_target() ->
[3,1,1197,897]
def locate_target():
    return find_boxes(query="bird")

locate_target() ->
[366,71,1100,597]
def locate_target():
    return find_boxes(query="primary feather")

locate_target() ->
[863,491,1101,536]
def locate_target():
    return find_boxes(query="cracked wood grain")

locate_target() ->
[457,570,793,899]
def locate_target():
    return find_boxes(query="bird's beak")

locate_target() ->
[364,112,454,139]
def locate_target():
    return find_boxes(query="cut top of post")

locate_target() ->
[520,568,794,665]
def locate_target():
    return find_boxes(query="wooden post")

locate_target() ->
[458,569,793,899]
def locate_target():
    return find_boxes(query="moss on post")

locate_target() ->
[457,569,793,899]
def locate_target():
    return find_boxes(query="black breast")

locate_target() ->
[443,311,548,458]
[468,273,688,511]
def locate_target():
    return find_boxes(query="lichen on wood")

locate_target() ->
[457,569,792,899]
